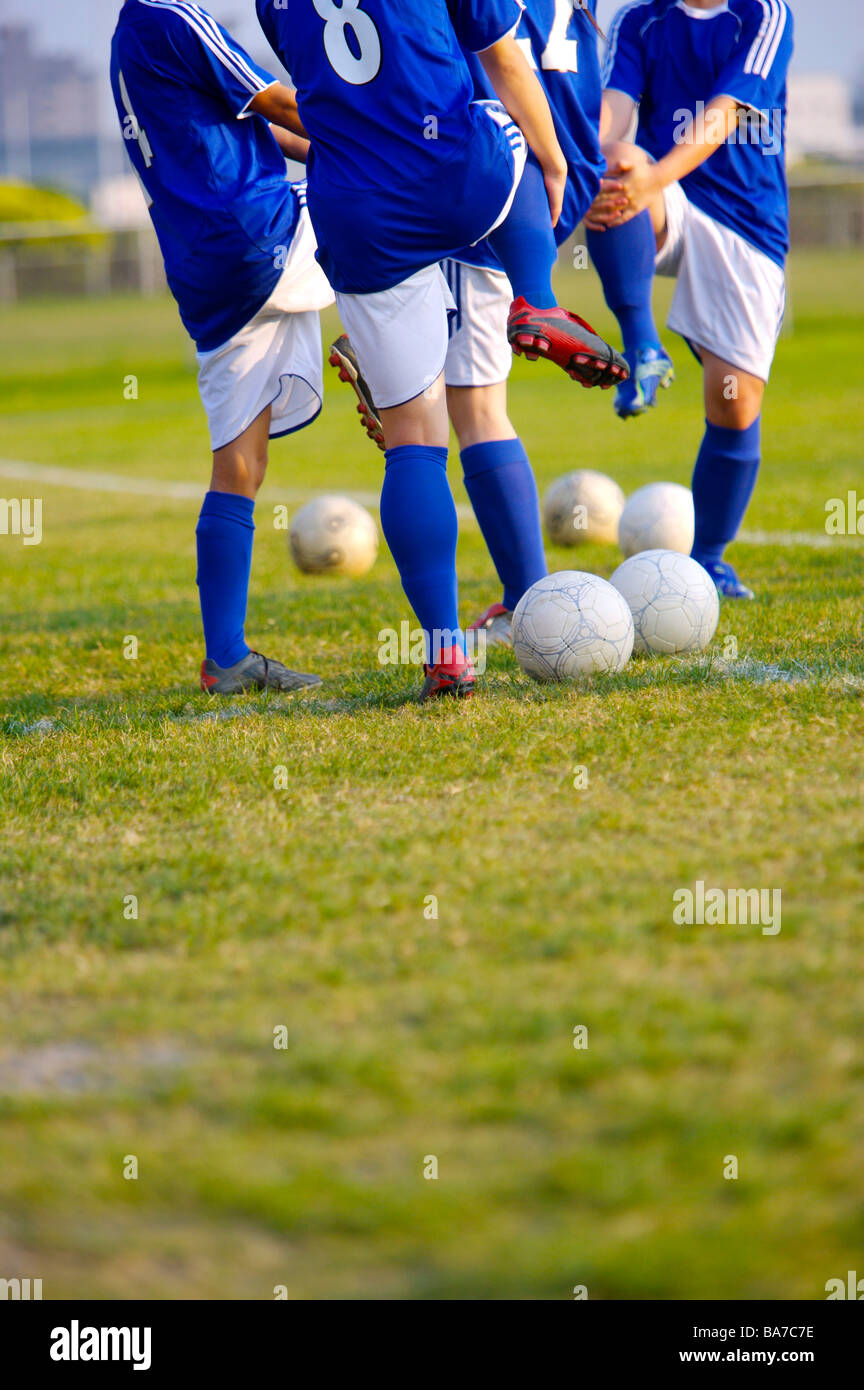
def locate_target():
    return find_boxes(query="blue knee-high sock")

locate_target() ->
[195,490,255,668]
[487,155,557,309]
[380,445,465,662]
[690,418,762,567]
[461,439,547,611]
[586,211,660,356]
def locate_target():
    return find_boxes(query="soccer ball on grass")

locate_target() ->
[289,495,379,577]
[618,482,694,558]
[512,571,635,681]
[610,549,719,654]
[543,469,626,546]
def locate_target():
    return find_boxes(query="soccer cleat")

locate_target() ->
[468,601,513,649]
[697,560,755,601]
[200,651,322,694]
[328,334,386,452]
[418,649,475,703]
[614,344,675,419]
[506,298,629,389]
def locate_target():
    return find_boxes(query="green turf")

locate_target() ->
[0,249,862,1300]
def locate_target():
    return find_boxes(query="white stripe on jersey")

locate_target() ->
[137,0,269,96]
[602,0,654,89]
[756,1,788,79]
[743,0,772,74]
[745,0,788,79]
[182,3,268,91]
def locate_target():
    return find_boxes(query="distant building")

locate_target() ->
[90,175,152,231]
[786,73,864,164]
[0,24,122,199]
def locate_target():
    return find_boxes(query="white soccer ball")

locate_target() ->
[512,571,635,681]
[618,481,694,558]
[543,469,626,546]
[289,495,379,577]
[610,549,720,655]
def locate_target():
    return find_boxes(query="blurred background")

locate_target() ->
[0,0,862,301]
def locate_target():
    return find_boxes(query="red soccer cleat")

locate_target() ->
[468,601,513,649]
[507,298,629,389]
[418,647,475,703]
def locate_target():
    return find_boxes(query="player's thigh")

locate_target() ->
[701,350,764,430]
[335,266,455,437]
[667,204,783,410]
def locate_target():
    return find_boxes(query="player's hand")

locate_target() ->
[543,161,568,228]
[584,174,627,231]
[593,160,660,228]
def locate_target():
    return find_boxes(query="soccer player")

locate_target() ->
[110,0,334,694]
[443,0,611,647]
[332,0,616,648]
[585,0,794,598]
[256,0,626,700]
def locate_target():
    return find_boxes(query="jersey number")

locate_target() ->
[518,0,578,74]
[313,0,382,86]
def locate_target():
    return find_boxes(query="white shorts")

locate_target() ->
[656,181,786,382]
[196,203,335,451]
[442,260,514,389]
[335,264,457,410]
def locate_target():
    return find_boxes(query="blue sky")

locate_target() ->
[2,0,861,130]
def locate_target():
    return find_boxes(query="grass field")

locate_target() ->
[1,249,862,1300]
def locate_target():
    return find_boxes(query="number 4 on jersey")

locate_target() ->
[519,0,579,74]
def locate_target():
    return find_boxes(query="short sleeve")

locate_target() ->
[447,0,525,54]
[602,6,645,102]
[165,7,277,116]
[711,1,794,110]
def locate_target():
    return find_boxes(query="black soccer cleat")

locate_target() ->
[329,334,386,452]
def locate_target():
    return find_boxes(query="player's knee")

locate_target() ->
[211,444,268,497]
[601,139,646,168]
[447,388,511,449]
[707,395,761,430]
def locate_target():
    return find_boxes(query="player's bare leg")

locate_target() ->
[702,350,764,433]
[210,404,272,498]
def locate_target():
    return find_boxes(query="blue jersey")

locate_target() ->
[603,0,793,267]
[256,0,526,292]
[457,0,605,271]
[110,0,302,350]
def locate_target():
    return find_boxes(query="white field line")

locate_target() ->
[1,458,861,547]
